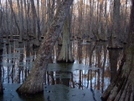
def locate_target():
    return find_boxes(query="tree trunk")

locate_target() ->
[102,0,134,100]
[8,0,20,40]
[108,0,122,48]
[30,0,40,47]
[19,0,24,42]
[57,13,74,63]
[30,0,37,38]
[16,0,73,95]
[41,0,46,37]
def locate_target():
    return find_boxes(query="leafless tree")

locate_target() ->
[16,0,74,95]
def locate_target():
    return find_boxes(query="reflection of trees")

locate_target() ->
[1,38,124,95]
[74,69,102,90]
[44,68,108,92]
[0,42,3,94]
[16,43,24,83]
[50,71,54,85]
[71,41,111,91]
[79,70,82,89]
[96,42,103,68]
[1,40,36,84]
[62,78,70,87]
[45,71,72,87]
[101,43,107,92]
[89,44,96,66]
[74,41,97,65]
[102,1,134,100]
[109,49,121,82]
[97,69,100,90]
[78,41,82,64]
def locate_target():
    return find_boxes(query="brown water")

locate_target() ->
[0,39,123,101]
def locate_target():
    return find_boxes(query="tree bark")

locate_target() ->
[57,13,74,63]
[30,0,37,38]
[16,0,73,95]
[102,0,134,100]
[8,0,20,40]
[41,0,46,37]
[108,0,122,48]
[17,0,23,42]
[30,0,40,47]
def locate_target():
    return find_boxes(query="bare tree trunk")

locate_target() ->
[41,0,46,37]
[102,0,134,100]
[46,0,55,33]
[23,0,28,40]
[36,0,41,41]
[0,0,3,35]
[16,0,73,95]
[24,0,31,40]
[19,0,24,42]
[89,0,94,40]
[16,0,23,42]
[57,13,74,63]
[5,0,9,43]
[109,0,122,48]
[8,0,14,41]
[8,0,20,40]
[103,0,108,41]
[30,0,40,47]
[30,0,37,38]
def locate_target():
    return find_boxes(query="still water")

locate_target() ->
[0,39,123,101]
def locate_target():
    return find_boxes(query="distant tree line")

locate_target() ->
[0,0,131,48]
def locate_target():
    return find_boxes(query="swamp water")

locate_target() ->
[0,39,123,101]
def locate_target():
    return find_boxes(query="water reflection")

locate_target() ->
[0,40,3,94]
[109,49,122,82]
[45,63,104,92]
[1,40,36,84]
[72,41,111,92]
[0,39,123,100]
